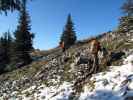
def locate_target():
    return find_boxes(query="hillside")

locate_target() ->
[0,31,133,100]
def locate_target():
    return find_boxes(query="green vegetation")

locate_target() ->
[60,14,77,49]
[0,60,47,81]
[118,0,133,33]
[0,0,21,13]
[0,0,34,74]
[12,0,34,66]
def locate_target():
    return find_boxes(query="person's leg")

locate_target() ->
[93,54,99,73]
[89,54,96,74]
[62,47,65,52]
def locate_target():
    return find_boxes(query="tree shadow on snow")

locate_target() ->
[84,90,122,100]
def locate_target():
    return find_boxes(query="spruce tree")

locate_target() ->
[0,0,21,13]
[0,39,6,73]
[3,32,12,64]
[12,0,34,66]
[0,32,12,73]
[0,0,31,13]
[118,0,133,33]
[60,14,77,49]
[118,16,133,33]
[121,0,133,16]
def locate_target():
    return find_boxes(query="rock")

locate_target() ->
[77,56,90,65]
[125,96,133,100]
[102,79,109,86]
[110,51,125,62]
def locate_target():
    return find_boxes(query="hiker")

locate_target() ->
[90,38,101,73]
[60,41,65,52]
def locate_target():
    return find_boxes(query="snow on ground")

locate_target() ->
[131,38,133,42]
[37,82,73,100]
[79,54,133,100]
[7,54,133,100]
[13,82,73,100]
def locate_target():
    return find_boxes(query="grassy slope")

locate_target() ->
[0,32,132,84]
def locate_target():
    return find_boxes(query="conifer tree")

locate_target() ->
[118,16,133,33]
[118,0,133,33]
[0,0,32,13]
[60,14,77,49]
[0,39,6,73]
[3,32,12,64]
[0,0,21,13]
[0,32,12,73]
[121,0,133,16]
[12,0,34,66]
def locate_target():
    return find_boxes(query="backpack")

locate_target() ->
[90,39,101,54]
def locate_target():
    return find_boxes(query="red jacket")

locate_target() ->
[60,42,65,49]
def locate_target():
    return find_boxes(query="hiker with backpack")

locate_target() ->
[90,38,101,73]
[59,41,65,52]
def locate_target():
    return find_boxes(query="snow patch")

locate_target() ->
[7,54,133,100]
[79,54,133,100]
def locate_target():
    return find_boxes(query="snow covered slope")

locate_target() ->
[80,54,133,100]
[2,54,132,100]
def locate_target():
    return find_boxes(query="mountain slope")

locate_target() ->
[0,32,132,100]
[0,53,132,100]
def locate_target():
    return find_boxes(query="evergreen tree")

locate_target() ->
[0,0,32,14]
[0,40,6,73]
[118,16,133,33]
[0,32,12,73]
[118,0,133,33]
[12,0,34,66]
[121,0,133,16]
[0,0,21,13]
[60,14,77,49]
[3,32,12,64]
